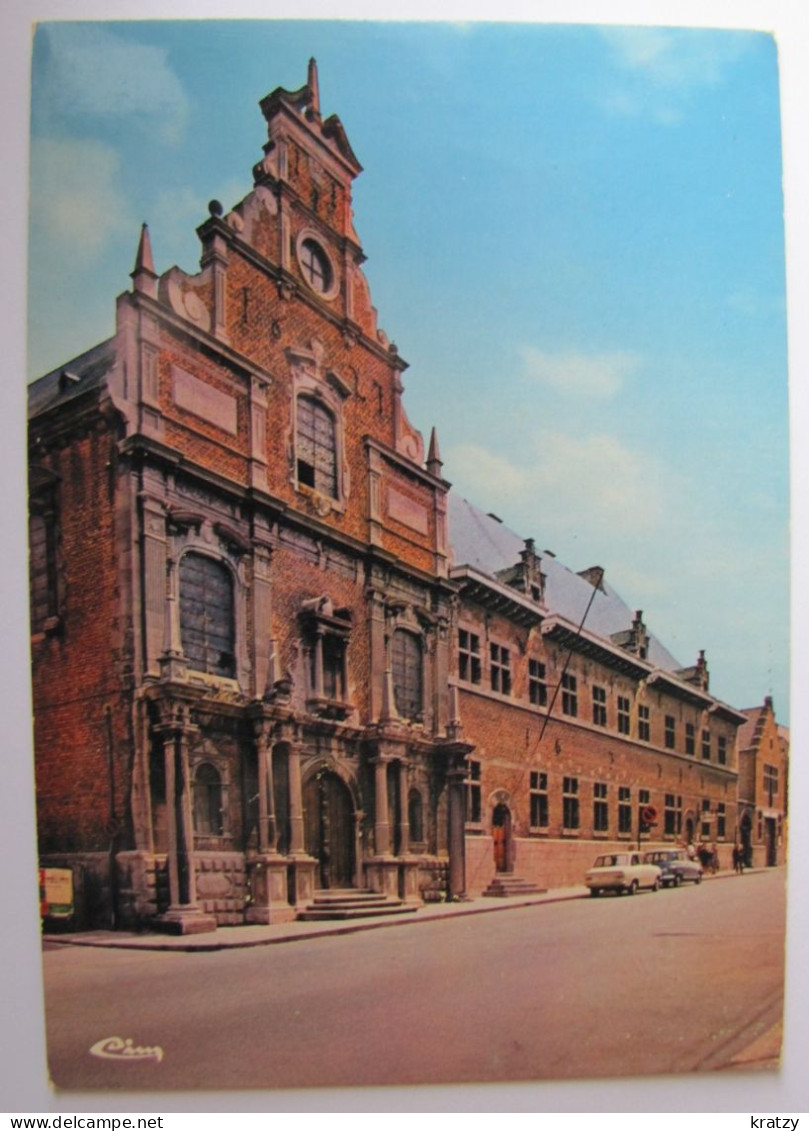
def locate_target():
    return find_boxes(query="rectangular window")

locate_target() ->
[717,802,726,839]
[297,395,337,498]
[685,723,696,756]
[618,786,632,833]
[29,496,59,633]
[391,630,423,720]
[561,673,578,717]
[717,735,727,765]
[763,763,778,806]
[702,729,711,761]
[593,781,609,832]
[592,685,607,727]
[664,793,682,836]
[665,715,676,750]
[458,629,482,685]
[562,776,580,830]
[617,696,631,735]
[638,788,651,833]
[638,704,650,742]
[529,770,548,829]
[466,759,482,824]
[490,643,511,695]
[701,798,711,838]
[528,659,548,707]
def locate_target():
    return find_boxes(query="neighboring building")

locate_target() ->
[448,496,745,891]
[737,697,789,867]
[28,63,750,932]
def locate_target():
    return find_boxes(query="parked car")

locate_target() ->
[643,849,703,887]
[585,853,662,896]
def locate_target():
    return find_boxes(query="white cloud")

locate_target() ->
[29,137,133,263]
[597,27,750,125]
[37,24,189,143]
[518,346,638,399]
[601,27,749,90]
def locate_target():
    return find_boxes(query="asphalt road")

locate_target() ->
[42,868,786,1091]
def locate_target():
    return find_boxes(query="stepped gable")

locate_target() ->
[447,493,682,673]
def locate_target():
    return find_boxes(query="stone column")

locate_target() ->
[398,761,410,856]
[245,719,295,924]
[447,764,468,900]
[155,706,216,934]
[284,739,316,906]
[373,757,391,857]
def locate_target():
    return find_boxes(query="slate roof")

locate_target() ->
[447,493,683,674]
[28,339,116,419]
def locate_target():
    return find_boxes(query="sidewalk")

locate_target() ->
[42,867,761,954]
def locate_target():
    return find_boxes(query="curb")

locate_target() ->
[42,867,768,954]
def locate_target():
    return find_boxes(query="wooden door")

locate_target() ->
[492,803,511,873]
[304,770,355,889]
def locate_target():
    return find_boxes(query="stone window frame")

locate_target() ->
[716,801,727,840]
[592,684,607,727]
[408,787,425,847]
[169,515,250,691]
[664,714,676,750]
[701,797,712,839]
[701,728,711,761]
[763,763,779,805]
[593,781,609,833]
[179,551,237,679]
[300,597,353,719]
[617,695,631,735]
[664,792,682,837]
[288,348,351,516]
[489,641,512,696]
[529,769,548,830]
[191,756,231,844]
[390,627,424,722]
[717,734,727,765]
[295,229,340,302]
[638,703,651,742]
[685,722,696,756]
[561,672,578,717]
[458,627,482,685]
[529,659,548,707]
[562,776,580,832]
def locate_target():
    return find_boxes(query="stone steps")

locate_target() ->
[297,889,419,921]
[482,875,548,898]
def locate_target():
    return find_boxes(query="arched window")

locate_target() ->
[179,553,235,678]
[296,395,337,498]
[193,763,224,836]
[391,630,423,721]
[408,788,424,844]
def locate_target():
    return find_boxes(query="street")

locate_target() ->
[42,868,786,1091]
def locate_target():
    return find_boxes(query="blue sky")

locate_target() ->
[27,19,790,719]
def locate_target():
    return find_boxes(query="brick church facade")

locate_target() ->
[29,63,751,932]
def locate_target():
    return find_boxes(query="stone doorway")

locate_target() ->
[303,769,355,889]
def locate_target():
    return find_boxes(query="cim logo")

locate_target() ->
[89,1036,163,1063]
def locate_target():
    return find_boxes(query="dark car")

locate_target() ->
[642,849,703,887]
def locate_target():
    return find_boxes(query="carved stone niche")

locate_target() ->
[299,596,354,720]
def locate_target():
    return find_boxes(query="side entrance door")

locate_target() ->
[492,803,511,873]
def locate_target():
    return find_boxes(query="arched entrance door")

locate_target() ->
[685,816,695,846]
[492,803,512,873]
[304,769,355,889]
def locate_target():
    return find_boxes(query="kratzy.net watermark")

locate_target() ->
[750,1121,799,1129]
